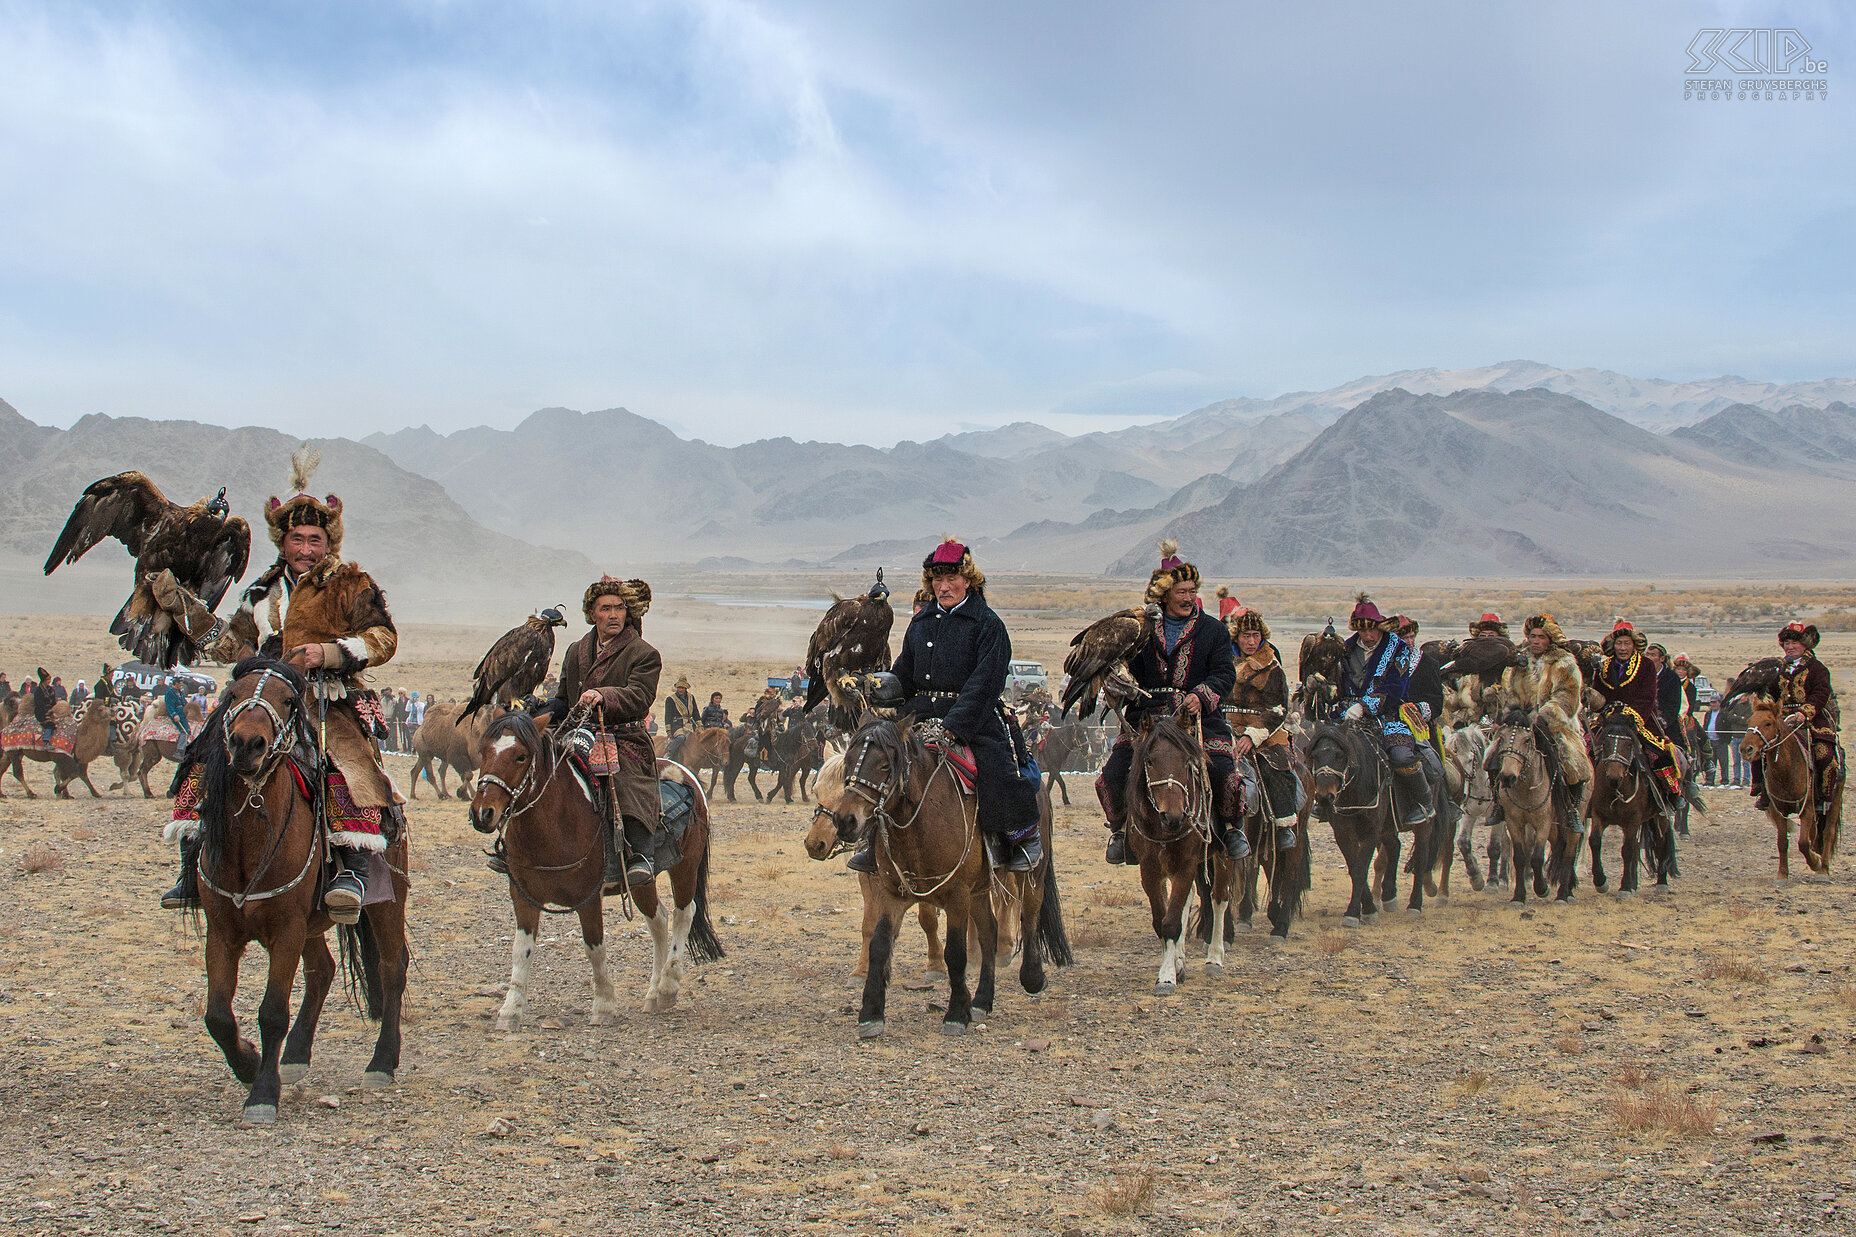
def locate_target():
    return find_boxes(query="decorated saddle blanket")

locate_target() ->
[170,760,386,851]
[1,715,79,756]
[137,714,185,745]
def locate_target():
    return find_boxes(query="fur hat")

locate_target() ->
[674,674,690,690]
[1523,613,1565,647]
[581,575,651,626]
[1227,606,1271,644]
[1215,585,1230,599]
[1349,592,1395,633]
[1469,611,1508,638]
[265,445,344,554]
[1394,615,1419,639]
[1601,619,1646,656]
[1780,622,1821,651]
[919,536,985,594]
[1145,539,1200,604]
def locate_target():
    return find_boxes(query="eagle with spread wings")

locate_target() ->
[804,569,894,725]
[1059,603,1160,718]
[44,471,250,669]
[462,607,568,719]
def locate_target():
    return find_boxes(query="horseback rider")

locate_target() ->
[663,675,700,762]
[700,692,729,729]
[850,537,1043,874]
[533,576,662,888]
[152,460,403,923]
[1226,607,1299,852]
[750,686,782,765]
[1491,613,1593,838]
[163,678,193,757]
[1395,616,1455,837]
[1100,542,1249,865]
[1753,622,1842,817]
[1470,612,1509,639]
[31,668,56,743]
[1591,620,1684,815]
[1335,595,1434,827]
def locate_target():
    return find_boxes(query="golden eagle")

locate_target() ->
[804,569,894,724]
[1723,656,1782,703]
[1296,620,1348,721]
[1060,603,1159,718]
[462,607,568,719]
[45,471,251,669]
[1436,633,1516,685]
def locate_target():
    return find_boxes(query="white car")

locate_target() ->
[1007,660,1048,700]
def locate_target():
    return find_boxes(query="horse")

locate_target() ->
[1489,720,1579,904]
[673,725,733,796]
[761,711,822,804]
[829,715,1068,1038]
[185,657,409,1125]
[1230,750,1312,939]
[1116,717,1235,993]
[720,721,769,802]
[807,749,1067,986]
[1440,723,1505,892]
[1587,709,1674,895]
[1740,697,1843,879]
[1,694,115,798]
[1308,720,1433,923]
[470,711,723,1027]
[1035,720,1089,807]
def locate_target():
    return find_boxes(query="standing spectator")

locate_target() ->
[70,679,90,708]
[1704,702,1730,787]
[387,690,406,753]
[51,676,68,703]
[408,691,425,741]
[0,672,10,699]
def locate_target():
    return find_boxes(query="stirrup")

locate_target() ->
[1223,828,1251,860]
[1274,820,1299,851]
[625,854,655,885]
[1104,830,1130,865]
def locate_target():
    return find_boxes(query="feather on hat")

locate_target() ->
[264,444,344,553]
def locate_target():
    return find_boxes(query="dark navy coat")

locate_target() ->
[1121,608,1236,743]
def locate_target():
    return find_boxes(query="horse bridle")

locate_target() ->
[222,669,300,790]
[1594,722,1645,806]
[1311,720,1389,811]
[1493,722,1553,812]
[200,669,319,910]
[840,727,972,897]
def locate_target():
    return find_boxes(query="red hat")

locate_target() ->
[1780,622,1820,651]
[929,540,967,567]
[1480,612,1501,624]
[1603,619,1645,655]
[1349,593,1394,633]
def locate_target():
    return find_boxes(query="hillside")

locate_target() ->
[0,407,597,619]
[1671,401,1856,469]
[1112,388,1856,578]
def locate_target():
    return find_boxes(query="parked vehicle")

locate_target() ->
[112,662,217,699]
[1006,660,1048,702]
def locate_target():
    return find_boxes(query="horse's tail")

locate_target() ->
[338,916,386,1021]
[684,827,725,965]
[1277,819,1312,923]
[1036,845,1073,967]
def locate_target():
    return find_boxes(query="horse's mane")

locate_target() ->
[189,657,307,870]
[1135,715,1202,765]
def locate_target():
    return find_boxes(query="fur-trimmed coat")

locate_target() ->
[1121,609,1237,744]
[1225,647,1290,751]
[1779,653,1838,742]
[1499,645,1592,783]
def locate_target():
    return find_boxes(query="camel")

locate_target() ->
[112,700,205,797]
[2,697,116,798]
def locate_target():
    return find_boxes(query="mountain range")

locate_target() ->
[5,362,1854,614]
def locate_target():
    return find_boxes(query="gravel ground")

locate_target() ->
[3,762,1854,1237]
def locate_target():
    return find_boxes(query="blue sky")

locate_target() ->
[0,0,1848,444]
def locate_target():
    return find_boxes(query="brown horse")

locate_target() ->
[1587,709,1673,895]
[671,725,732,796]
[1035,719,1089,806]
[760,711,822,804]
[1,695,115,798]
[1741,697,1843,878]
[830,715,1067,1038]
[1231,751,1313,939]
[1489,721,1578,903]
[1121,717,1235,991]
[189,657,410,1124]
[470,712,723,1026]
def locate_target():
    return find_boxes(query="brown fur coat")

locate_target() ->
[1499,644,1591,783]
[1225,647,1290,750]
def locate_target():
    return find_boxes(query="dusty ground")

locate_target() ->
[3,597,1855,1237]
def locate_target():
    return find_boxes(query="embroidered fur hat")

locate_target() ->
[1779,622,1821,650]
[1227,606,1271,644]
[1145,539,1200,604]
[919,536,985,594]
[264,445,344,554]
[1349,592,1396,633]
[1395,615,1420,639]
[1469,611,1509,639]
[1523,613,1566,647]
[582,575,651,626]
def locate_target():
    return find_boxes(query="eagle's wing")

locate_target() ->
[805,593,894,715]
[1298,631,1345,685]
[1724,656,1782,702]
[463,617,556,718]
[1060,608,1151,717]
[182,516,251,612]
[1440,635,1515,682]
[44,471,173,573]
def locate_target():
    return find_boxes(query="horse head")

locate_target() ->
[1593,708,1642,789]
[1134,716,1202,834]
[803,752,847,860]
[1494,718,1539,791]
[1738,696,1784,764]
[220,657,305,780]
[1308,721,1352,809]
[472,711,546,833]
[833,715,919,843]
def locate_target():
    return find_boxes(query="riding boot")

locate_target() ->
[621,815,655,886]
[846,833,878,874]
[1104,821,1131,865]
[1222,821,1251,861]
[1274,816,1299,852]
[324,847,367,925]
[600,817,624,891]
[1562,780,1588,836]
[1393,765,1434,828]
[1005,818,1043,873]
[160,833,201,910]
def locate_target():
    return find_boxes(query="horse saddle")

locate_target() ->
[927,741,979,793]
[650,777,698,871]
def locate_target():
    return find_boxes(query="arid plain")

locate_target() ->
[3,578,1854,1237]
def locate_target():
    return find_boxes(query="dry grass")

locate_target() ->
[1456,1070,1491,1095]
[1834,983,1856,1011]
[754,862,784,882]
[1027,997,1072,1021]
[1614,1063,1659,1090]
[1607,1085,1718,1137]
[1315,932,1353,956]
[1699,956,1769,985]
[1088,884,1145,908]
[1725,900,1755,921]
[1067,922,1113,950]
[1554,1034,1587,1056]
[16,844,65,874]
[69,825,97,842]
[1091,1168,1159,1216]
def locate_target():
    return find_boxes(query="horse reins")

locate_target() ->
[1493,724,1553,813]
[841,729,976,899]
[1311,720,1390,812]
[200,671,322,910]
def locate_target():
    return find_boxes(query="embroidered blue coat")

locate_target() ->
[1340,631,1415,743]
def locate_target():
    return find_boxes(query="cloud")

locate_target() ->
[0,1,1850,446]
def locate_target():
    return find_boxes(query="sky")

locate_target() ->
[0,0,1849,446]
